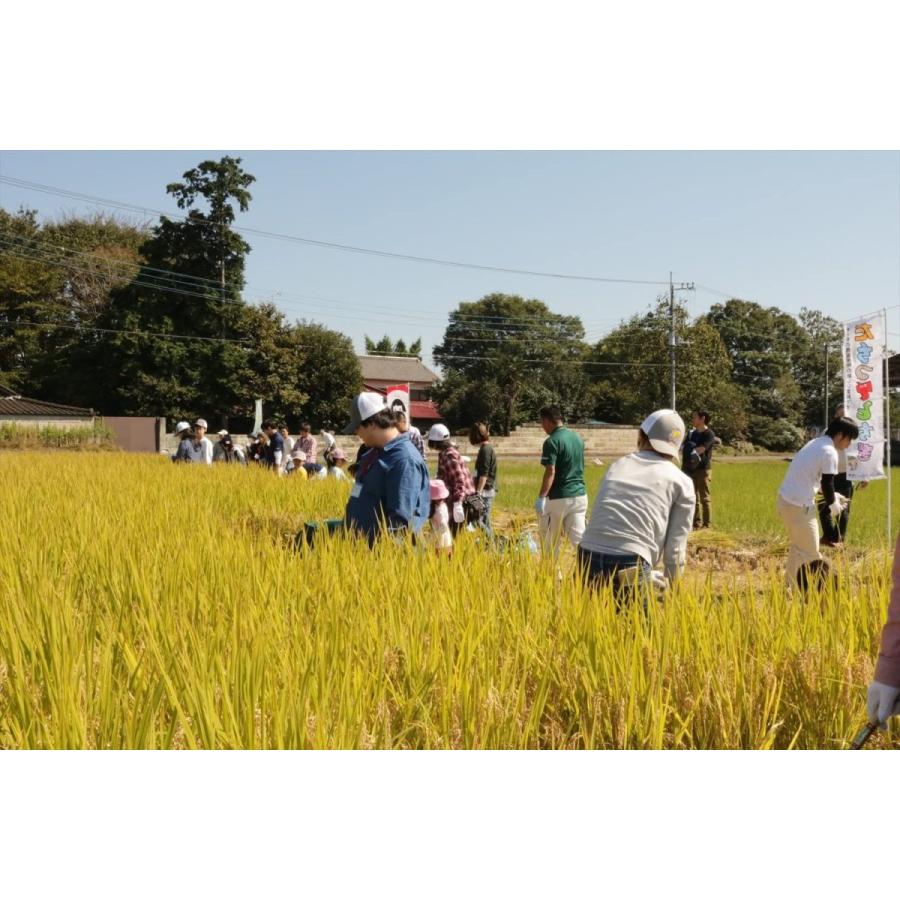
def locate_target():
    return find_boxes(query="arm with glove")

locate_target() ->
[867,531,900,728]
[820,473,848,520]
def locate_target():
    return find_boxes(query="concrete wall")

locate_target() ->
[0,416,95,429]
[160,424,639,460]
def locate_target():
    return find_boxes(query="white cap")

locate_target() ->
[174,421,191,434]
[290,448,307,461]
[194,418,208,429]
[427,423,450,442]
[639,409,686,457]
[216,429,229,438]
[342,392,388,434]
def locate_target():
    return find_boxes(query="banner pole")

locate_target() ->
[885,309,892,546]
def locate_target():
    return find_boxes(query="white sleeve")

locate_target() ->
[821,446,838,476]
[663,480,696,580]
[274,450,283,467]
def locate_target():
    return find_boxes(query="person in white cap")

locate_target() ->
[170,421,192,461]
[174,417,213,465]
[213,431,246,465]
[428,423,477,533]
[286,447,308,478]
[342,392,430,545]
[776,416,858,589]
[536,405,587,558]
[578,409,695,598]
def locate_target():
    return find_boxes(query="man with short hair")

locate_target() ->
[295,422,321,475]
[817,403,867,546]
[777,416,859,588]
[685,409,715,529]
[261,420,284,472]
[343,392,430,545]
[535,405,587,557]
[175,418,213,465]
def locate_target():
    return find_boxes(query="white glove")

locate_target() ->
[829,493,848,519]
[535,496,547,516]
[452,502,465,524]
[867,681,900,727]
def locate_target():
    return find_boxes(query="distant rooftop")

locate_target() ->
[357,355,439,384]
[0,383,95,417]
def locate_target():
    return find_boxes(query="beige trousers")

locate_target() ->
[539,495,588,558]
[776,495,821,589]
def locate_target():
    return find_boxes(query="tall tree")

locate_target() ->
[432,293,589,433]
[94,157,257,422]
[364,334,422,357]
[590,298,749,442]
[699,299,810,447]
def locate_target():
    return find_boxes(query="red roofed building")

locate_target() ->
[357,355,442,424]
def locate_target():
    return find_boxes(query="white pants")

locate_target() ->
[776,495,821,589]
[539,495,588,557]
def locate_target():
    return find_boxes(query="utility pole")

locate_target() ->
[823,342,829,429]
[668,272,695,410]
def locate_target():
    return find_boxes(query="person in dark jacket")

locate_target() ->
[342,393,430,546]
[469,422,498,536]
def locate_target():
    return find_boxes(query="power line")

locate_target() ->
[0,319,248,345]
[0,174,672,286]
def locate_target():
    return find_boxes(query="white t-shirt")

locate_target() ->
[779,436,839,508]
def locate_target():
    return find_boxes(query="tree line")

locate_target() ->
[0,156,852,448]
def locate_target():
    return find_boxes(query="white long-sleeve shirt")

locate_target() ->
[579,451,696,579]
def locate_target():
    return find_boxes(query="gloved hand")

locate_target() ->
[534,496,547,516]
[452,502,465,524]
[867,681,900,728]
[829,493,848,519]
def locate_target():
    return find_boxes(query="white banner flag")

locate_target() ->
[385,383,411,421]
[843,311,886,481]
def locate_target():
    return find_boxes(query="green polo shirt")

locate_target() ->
[540,426,586,499]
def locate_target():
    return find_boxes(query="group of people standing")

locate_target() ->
[171,418,349,480]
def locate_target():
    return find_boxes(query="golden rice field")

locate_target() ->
[0,452,897,749]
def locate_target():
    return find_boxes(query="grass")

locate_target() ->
[0,452,896,749]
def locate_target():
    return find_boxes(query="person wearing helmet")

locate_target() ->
[577,409,695,600]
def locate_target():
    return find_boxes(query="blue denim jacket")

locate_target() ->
[345,433,430,543]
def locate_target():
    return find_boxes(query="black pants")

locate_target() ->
[817,474,854,542]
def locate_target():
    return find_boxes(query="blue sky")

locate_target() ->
[1,151,898,361]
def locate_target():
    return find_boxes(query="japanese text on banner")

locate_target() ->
[843,312,886,481]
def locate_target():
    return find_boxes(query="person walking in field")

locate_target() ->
[428,423,479,535]
[343,393,430,545]
[578,409,695,600]
[428,479,454,554]
[683,409,715,529]
[213,431,246,465]
[171,421,192,461]
[817,403,867,547]
[174,418,213,465]
[261,420,285,472]
[469,422,498,537]
[776,416,858,589]
[535,405,587,557]
[867,530,900,729]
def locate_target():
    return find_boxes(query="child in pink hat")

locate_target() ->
[429,479,453,554]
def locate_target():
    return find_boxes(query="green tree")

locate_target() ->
[94,157,257,422]
[432,293,589,434]
[699,298,808,447]
[591,298,748,442]
[364,334,423,358]
[0,207,147,401]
